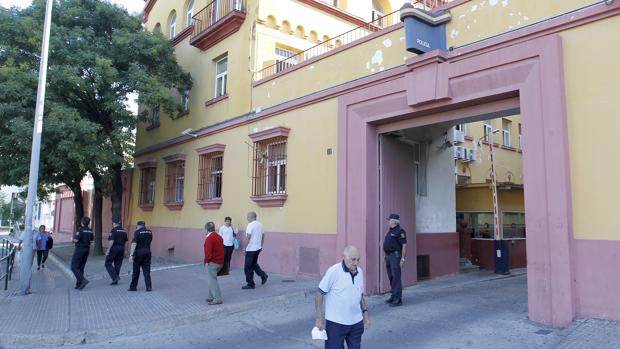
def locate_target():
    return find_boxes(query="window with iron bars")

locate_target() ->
[139,167,156,205]
[275,47,298,73]
[198,153,223,200]
[165,161,185,203]
[252,138,287,196]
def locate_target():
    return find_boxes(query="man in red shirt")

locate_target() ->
[203,221,225,305]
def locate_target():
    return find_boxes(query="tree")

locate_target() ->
[0,1,192,253]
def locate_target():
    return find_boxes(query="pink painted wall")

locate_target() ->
[416,233,459,278]
[139,225,338,280]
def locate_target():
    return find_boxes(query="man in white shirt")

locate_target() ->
[315,246,370,349]
[218,216,236,274]
[242,211,268,289]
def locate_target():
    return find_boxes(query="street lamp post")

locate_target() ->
[20,0,54,295]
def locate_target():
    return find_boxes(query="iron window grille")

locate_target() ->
[139,167,157,205]
[198,152,224,200]
[252,137,287,196]
[165,161,185,203]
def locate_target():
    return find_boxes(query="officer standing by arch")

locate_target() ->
[128,221,153,292]
[105,219,128,285]
[383,213,407,307]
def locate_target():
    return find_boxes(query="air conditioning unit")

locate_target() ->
[454,146,465,160]
[452,129,465,144]
[463,149,476,162]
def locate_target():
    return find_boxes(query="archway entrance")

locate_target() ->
[337,35,573,326]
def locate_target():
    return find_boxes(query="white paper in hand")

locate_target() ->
[312,326,328,340]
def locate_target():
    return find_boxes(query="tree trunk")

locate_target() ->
[111,163,123,224]
[69,181,84,233]
[92,174,104,255]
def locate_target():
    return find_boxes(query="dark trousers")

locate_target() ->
[325,320,364,349]
[71,247,90,285]
[36,250,49,267]
[385,252,402,300]
[130,250,151,290]
[224,245,234,264]
[244,249,267,287]
[105,246,125,281]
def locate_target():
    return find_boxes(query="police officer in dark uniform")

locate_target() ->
[105,219,128,285]
[383,213,407,307]
[71,216,94,290]
[128,220,153,292]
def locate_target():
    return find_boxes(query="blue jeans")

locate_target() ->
[325,320,364,349]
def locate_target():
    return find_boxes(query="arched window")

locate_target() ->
[169,11,177,39]
[153,23,162,33]
[186,0,195,27]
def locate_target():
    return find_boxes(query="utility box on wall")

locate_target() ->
[400,4,451,55]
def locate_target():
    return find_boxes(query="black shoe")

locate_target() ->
[77,279,89,290]
[389,300,402,307]
[110,279,119,285]
[242,285,255,290]
[385,297,395,304]
[74,284,79,289]
[128,288,137,291]
[146,287,152,292]
[261,274,268,285]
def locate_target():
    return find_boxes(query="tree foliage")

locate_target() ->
[0,0,192,251]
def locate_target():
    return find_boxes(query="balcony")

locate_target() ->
[253,0,453,81]
[190,0,247,51]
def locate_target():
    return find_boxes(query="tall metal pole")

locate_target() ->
[20,0,54,295]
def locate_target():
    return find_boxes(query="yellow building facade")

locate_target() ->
[133,0,620,326]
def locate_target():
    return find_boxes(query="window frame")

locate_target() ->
[169,13,177,39]
[483,120,493,143]
[138,161,158,210]
[186,0,195,27]
[163,154,186,209]
[196,144,226,209]
[249,127,290,207]
[275,47,299,73]
[214,56,228,98]
[502,119,512,147]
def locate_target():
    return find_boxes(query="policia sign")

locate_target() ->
[399,3,451,55]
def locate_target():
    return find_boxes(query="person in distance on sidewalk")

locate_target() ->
[128,221,153,292]
[203,221,224,305]
[242,211,268,290]
[104,219,128,285]
[71,217,94,290]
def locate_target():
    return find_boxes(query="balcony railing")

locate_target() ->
[253,0,453,81]
[190,0,247,50]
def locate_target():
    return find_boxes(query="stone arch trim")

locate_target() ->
[338,34,574,327]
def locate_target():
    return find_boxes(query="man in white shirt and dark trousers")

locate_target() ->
[315,246,370,349]
[242,211,268,289]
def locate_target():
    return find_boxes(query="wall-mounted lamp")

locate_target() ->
[181,128,198,138]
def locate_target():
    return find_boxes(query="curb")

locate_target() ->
[47,250,76,283]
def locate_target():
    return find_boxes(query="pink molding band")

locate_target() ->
[250,195,288,207]
[248,126,290,142]
[196,199,223,209]
[163,202,184,211]
[196,143,226,155]
[163,153,187,163]
[137,159,157,168]
[205,94,229,107]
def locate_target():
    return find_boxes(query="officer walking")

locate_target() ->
[383,213,407,307]
[128,220,153,292]
[105,219,128,285]
[71,216,94,290]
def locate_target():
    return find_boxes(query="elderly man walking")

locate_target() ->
[203,221,224,305]
[383,213,407,306]
[242,211,268,289]
[315,246,370,349]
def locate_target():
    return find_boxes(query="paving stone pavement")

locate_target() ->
[3,244,620,349]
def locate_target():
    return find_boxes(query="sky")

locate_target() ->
[0,0,145,14]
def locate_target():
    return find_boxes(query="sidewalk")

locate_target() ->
[0,245,317,349]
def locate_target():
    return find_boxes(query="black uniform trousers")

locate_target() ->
[71,247,90,286]
[36,250,49,267]
[244,249,267,287]
[385,252,402,301]
[105,246,125,281]
[130,249,152,290]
